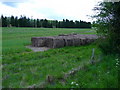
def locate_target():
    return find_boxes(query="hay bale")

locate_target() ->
[31,37,43,47]
[37,37,46,47]
[31,37,36,46]
[62,36,74,46]
[31,37,54,47]
[31,34,98,48]
[80,38,86,45]
[73,37,81,46]
[44,37,54,48]
[37,36,65,48]
[52,37,65,48]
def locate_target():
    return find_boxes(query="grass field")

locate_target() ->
[2,27,118,88]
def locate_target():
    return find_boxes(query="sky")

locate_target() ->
[0,0,103,22]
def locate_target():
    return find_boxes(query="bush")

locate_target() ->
[93,2,120,55]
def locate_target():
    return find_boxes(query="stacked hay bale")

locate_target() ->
[31,37,53,47]
[31,34,98,48]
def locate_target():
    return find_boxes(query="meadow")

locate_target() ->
[2,27,118,88]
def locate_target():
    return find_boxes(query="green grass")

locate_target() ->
[2,27,95,55]
[2,27,118,88]
[46,54,119,88]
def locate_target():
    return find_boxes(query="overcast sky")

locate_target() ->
[0,0,103,22]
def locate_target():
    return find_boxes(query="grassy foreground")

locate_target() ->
[2,27,118,88]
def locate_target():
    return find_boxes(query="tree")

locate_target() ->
[14,16,19,27]
[18,15,23,27]
[10,15,15,27]
[42,19,48,28]
[93,2,120,55]
[75,20,79,28]
[33,19,36,27]
[65,19,69,28]
[37,19,40,27]
[1,15,7,27]
[40,19,44,27]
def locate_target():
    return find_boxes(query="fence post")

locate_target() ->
[90,48,95,64]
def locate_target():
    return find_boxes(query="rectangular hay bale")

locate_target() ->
[31,34,98,48]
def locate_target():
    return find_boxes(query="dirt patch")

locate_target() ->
[26,45,50,52]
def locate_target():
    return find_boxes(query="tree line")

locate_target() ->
[1,15,91,28]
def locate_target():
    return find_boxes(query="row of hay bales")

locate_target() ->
[31,34,98,48]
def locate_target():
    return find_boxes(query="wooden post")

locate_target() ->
[90,48,95,64]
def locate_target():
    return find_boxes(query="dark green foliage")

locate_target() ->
[10,15,15,26]
[0,15,91,28]
[1,15,8,27]
[14,17,19,27]
[93,2,120,55]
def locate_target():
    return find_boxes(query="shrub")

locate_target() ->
[93,2,120,55]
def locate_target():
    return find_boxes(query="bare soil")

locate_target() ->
[26,45,50,52]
